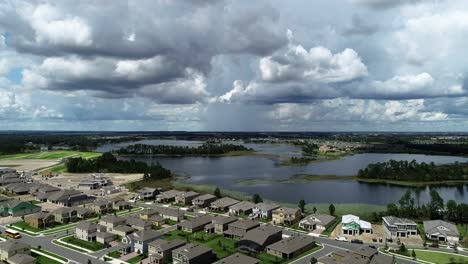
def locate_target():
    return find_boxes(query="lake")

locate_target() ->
[97,140,468,205]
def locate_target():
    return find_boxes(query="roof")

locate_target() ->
[6,254,35,264]
[178,215,213,229]
[383,216,417,226]
[254,203,280,212]
[273,207,301,215]
[93,200,111,206]
[266,236,315,254]
[229,201,255,212]
[423,220,459,237]
[154,206,184,218]
[128,229,163,241]
[212,215,238,225]
[173,243,212,259]
[176,191,199,199]
[149,215,165,222]
[213,253,260,264]
[318,246,380,264]
[113,225,136,233]
[359,220,372,229]
[0,240,30,252]
[342,214,360,224]
[47,190,82,201]
[73,206,92,215]
[126,218,151,228]
[300,214,335,226]
[241,225,282,246]
[149,239,185,251]
[194,194,216,201]
[100,215,126,224]
[53,207,76,214]
[26,211,52,220]
[139,187,157,193]
[96,232,115,239]
[210,197,240,208]
[157,190,183,199]
[228,219,259,230]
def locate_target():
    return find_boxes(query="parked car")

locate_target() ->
[335,236,347,242]
[429,243,439,248]
[351,239,363,244]
[448,242,456,248]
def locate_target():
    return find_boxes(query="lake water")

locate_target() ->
[97,140,468,205]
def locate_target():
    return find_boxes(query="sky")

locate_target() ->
[1,0,468,131]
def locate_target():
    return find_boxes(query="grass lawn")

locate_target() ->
[414,250,468,264]
[32,253,62,264]
[33,249,67,262]
[0,151,101,160]
[321,219,339,237]
[127,253,148,264]
[62,236,105,251]
[107,250,122,258]
[458,224,467,240]
[11,221,43,232]
[202,236,237,259]
[166,219,178,226]
[256,252,283,264]
[49,164,67,173]
[53,240,88,252]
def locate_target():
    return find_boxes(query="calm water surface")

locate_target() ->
[98,140,468,205]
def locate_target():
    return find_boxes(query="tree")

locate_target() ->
[386,203,399,216]
[411,249,416,260]
[329,204,336,216]
[299,199,306,213]
[313,206,317,214]
[214,187,221,198]
[310,257,318,264]
[446,200,458,222]
[399,243,407,253]
[252,194,263,204]
[87,260,92,264]
[429,190,444,219]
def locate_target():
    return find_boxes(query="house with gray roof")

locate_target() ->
[178,215,213,233]
[175,191,199,205]
[111,225,136,237]
[138,187,159,200]
[7,253,35,264]
[252,203,280,219]
[209,197,240,211]
[214,253,259,264]
[206,216,238,234]
[52,207,77,223]
[229,201,255,216]
[423,220,460,243]
[318,246,393,264]
[122,229,163,255]
[238,224,282,253]
[75,222,99,241]
[99,215,126,232]
[96,232,116,245]
[126,217,152,230]
[156,190,183,203]
[0,241,30,261]
[266,236,316,260]
[192,194,217,208]
[382,216,417,238]
[172,243,214,264]
[149,239,186,264]
[224,219,260,240]
[73,206,94,219]
[299,214,336,231]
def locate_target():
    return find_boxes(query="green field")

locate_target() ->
[11,221,43,232]
[413,250,468,264]
[0,151,101,160]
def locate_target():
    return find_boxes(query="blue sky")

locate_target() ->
[1,0,468,131]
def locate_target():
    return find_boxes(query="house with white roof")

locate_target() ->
[341,214,372,236]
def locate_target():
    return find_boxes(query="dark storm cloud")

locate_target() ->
[352,0,423,10]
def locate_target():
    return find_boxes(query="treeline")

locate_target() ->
[357,159,468,182]
[301,143,319,156]
[371,190,468,225]
[115,143,252,156]
[66,152,171,179]
[288,157,316,164]
[360,143,468,156]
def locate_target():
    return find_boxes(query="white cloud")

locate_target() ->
[23,4,92,46]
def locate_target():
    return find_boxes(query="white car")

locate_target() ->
[335,236,347,242]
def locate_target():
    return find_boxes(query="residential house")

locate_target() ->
[317,246,393,264]
[138,187,159,200]
[148,239,186,264]
[252,203,280,219]
[99,215,126,232]
[6,254,35,264]
[25,212,54,229]
[341,215,372,236]
[206,216,237,234]
[74,207,94,219]
[77,176,112,190]
[178,215,213,233]
[149,215,166,227]
[192,194,217,208]
[96,232,116,245]
[423,220,460,243]
[175,191,199,205]
[0,200,41,217]
[52,207,77,224]
[0,241,30,261]
[172,243,214,264]
[228,201,255,216]
[238,225,282,253]
[209,197,240,211]
[75,222,98,242]
[155,207,185,222]
[382,216,417,238]
[47,190,96,207]
[224,219,260,240]
[89,199,112,215]
[272,207,302,225]
[266,236,316,260]
[99,186,121,196]
[109,198,131,211]
[213,253,260,264]
[299,214,336,231]
[140,209,159,220]
[122,229,163,255]
[126,217,152,231]
[111,225,136,237]
[4,183,35,195]
[156,190,183,203]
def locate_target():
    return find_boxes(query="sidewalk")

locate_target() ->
[31,248,68,264]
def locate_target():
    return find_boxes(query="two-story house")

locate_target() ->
[382,216,417,238]
[272,207,302,225]
[148,239,186,264]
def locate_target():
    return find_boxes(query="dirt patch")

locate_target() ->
[331,223,386,243]
[0,159,60,171]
